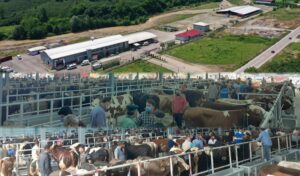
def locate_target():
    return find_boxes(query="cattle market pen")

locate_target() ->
[1,127,299,176]
[0,72,298,129]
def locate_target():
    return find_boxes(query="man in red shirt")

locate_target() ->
[172,90,188,129]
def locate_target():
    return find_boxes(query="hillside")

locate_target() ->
[0,0,221,40]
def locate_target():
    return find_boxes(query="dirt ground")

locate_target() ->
[0,8,215,55]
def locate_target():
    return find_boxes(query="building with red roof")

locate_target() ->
[175,29,204,43]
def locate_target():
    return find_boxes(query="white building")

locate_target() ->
[193,22,210,32]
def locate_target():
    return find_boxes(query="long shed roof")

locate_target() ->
[43,35,128,60]
[124,32,157,44]
[217,5,261,15]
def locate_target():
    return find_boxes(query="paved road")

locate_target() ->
[235,26,300,73]
[148,54,217,73]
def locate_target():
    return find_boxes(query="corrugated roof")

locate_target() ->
[193,22,209,26]
[217,5,261,15]
[44,35,128,60]
[175,29,203,38]
[28,46,47,52]
[124,32,157,44]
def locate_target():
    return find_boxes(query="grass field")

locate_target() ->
[165,34,277,71]
[96,60,172,73]
[257,42,300,73]
[192,2,219,10]
[228,0,245,5]
[156,14,197,26]
[0,25,14,36]
[264,8,300,21]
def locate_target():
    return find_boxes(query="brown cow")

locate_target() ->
[258,164,300,176]
[0,157,15,176]
[128,156,189,176]
[183,107,246,128]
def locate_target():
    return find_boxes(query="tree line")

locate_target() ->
[0,0,221,40]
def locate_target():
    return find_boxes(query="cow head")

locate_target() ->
[0,157,15,176]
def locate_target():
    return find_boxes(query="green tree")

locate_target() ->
[0,7,4,19]
[0,31,6,40]
[12,25,27,40]
[38,8,48,23]
[27,25,47,39]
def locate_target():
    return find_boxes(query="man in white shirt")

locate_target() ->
[31,140,41,161]
[208,136,217,145]
[182,136,192,152]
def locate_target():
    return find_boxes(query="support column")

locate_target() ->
[205,72,208,80]
[109,72,115,96]
[78,128,86,144]
[0,73,3,125]
[40,128,46,147]
[159,72,163,84]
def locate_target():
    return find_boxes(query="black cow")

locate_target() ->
[86,147,110,165]
[132,92,160,113]
[182,90,204,107]
[124,142,153,160]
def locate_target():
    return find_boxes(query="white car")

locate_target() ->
[92,63,102,70]
[67,63,77,70]
[17,55,22,60]
[81,60,90,66]
[1,66,10,71]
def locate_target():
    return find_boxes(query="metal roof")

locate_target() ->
[43,35,128,60]
[124,32,157,45]
[28,46,47,52]
[193,22,209,26]
[175,29,203,38]
[217,5,261,15]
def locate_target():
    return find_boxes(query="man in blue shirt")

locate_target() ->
[114,142,126,161]
[91,97,111,128]
[234,128,245,144]
[192,134,204,149]
[256,128,272,161]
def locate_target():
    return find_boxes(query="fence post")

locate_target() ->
[228,145,232,168]
[210,150,215,174]
[137,161,141,176]
[235,145,239,167]
[189,153,193,175]
[286,135,288,151]
[169,157,174,176]
[289,135,292,150]
[249,142,252,162]
[278,137,281,153]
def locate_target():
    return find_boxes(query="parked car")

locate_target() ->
[6,67,14,72]
[143,41,149,46]
[81,60,90,66]
[289,37,292,40]
[92,63,102,70]
[271,50,275,54]
[17,55,22,60]
[67,63,77,70]
[1,66,10,72]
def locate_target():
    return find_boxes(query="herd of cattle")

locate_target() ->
[0,128,299,176]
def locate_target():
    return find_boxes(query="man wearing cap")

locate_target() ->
[118,104,138,129]
[256,128,272,161]
[91,97,111,128]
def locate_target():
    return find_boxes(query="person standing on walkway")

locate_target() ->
[91,97,111,128]
[38,143,52,176]
[256,128,272,161]
[31,140,40,161]
[207,82,219,102]
[172,90,188,129]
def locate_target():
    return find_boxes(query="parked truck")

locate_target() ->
[92,56,121,70]
[0,56,12,64]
